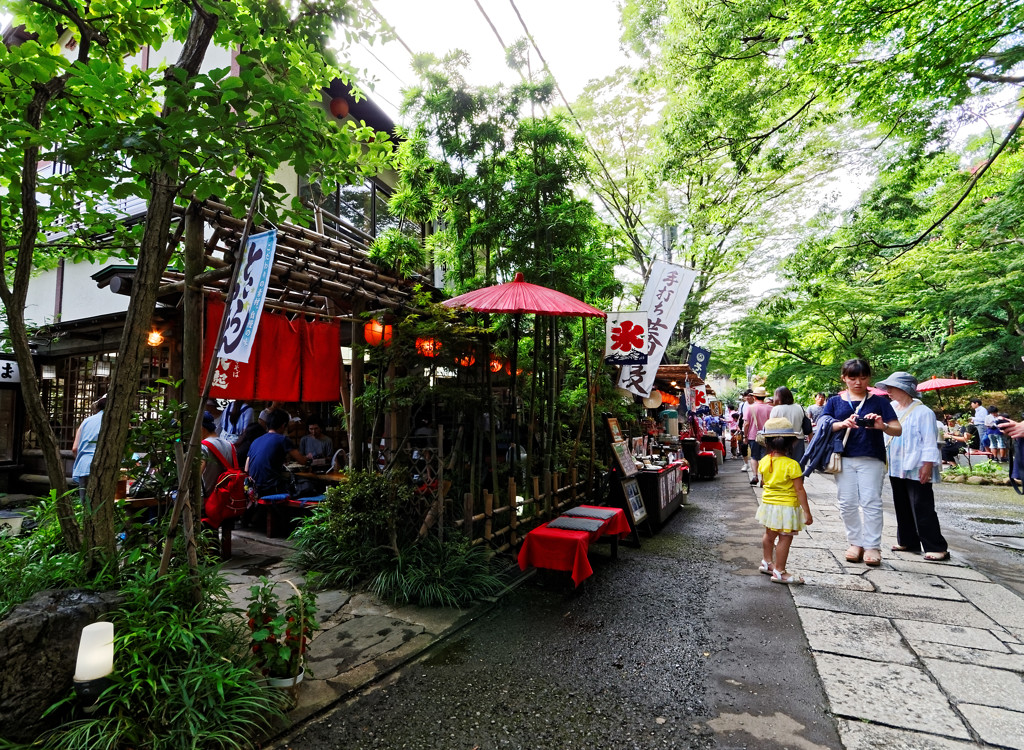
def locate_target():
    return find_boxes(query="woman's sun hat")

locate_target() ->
[756,417,800,445]
[875,371,920,400]
[750,386,768,399]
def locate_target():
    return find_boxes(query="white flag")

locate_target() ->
[217,229,277,364]
[616,260,697,397]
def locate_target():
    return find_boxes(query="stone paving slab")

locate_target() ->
[784,547,845,573]
[812,652,970,738]
[804,572,875,591]
[911,640,1024,673]
[306,615,425,678]
[925,659,1024,711]
[946,579,1024,630]
[836,719,981,750]
[958,704,1024,750]
[798,609,915,664]
[863,570,964,600]
[893,619,1010,652]
[886,559,991,581]
[791,587,998,629]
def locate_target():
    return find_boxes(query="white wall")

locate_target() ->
[20,262,129,328]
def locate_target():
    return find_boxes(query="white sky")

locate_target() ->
[346,0,634,122]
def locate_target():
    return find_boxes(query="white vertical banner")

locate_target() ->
[691,385,709,411]
[217,229,277,364]
[604,310,648,364]
[616,260,698,397]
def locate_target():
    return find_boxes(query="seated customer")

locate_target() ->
[245,409,307,496]
[941,415,971,464]
[299,417,334,460]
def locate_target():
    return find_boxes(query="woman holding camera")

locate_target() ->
[822,359,901,566]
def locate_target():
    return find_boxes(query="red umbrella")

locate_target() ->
[916,377,978,392]
[840,387,889,397]
[442,272,606,318]
[442,272,606,475]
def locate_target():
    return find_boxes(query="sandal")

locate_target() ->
[923,551,951,562]
[750,477,759,485]
[771,569,804,585]
[758,560,774,575]
[891,545,919,553]
[863,549,882,566]
[844,546,864,563]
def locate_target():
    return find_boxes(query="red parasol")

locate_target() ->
[840,387,889,397]
[916,377,978,392]
[442,272,606,318]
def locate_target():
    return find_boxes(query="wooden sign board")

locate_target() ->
[607,417,624,443]
[620,476,647,525]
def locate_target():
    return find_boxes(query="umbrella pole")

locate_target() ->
[510,313,522,482]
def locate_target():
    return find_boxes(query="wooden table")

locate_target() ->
[517,506,630,587]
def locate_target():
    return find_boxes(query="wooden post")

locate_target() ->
[484,490,493,542]
[509,475,518,545]
[349,303,365,471]
[543,469,552,517]
[437,425,445,542]
[571,467,578,504]
[463,491,474,542]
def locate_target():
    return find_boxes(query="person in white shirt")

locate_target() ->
[770,386,808,463]
[876,372,948,561]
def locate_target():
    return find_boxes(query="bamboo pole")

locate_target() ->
[484,490,493,542]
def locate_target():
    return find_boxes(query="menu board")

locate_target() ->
[611,440,638,477]
[621,477,647,524]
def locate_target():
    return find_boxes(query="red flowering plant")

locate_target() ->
[245,577,319,681]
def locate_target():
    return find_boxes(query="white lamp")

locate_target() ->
[41,364,57,380]
[94,360,111,378]
[74,621,114,709]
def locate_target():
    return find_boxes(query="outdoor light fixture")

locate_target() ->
[363,319,392,347]
[41,364,57,380]
[74,621,114,712]
[146,330,164,347]
[94,360,110,378]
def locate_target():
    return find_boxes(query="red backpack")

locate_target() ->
[201,439,253,527]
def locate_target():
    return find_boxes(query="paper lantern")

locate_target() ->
[329,97,349,118]
[455,351,476,367]
[489,355,505,373]
[364,320,392,347]
[415,337,442,358]
[503,361,524,376]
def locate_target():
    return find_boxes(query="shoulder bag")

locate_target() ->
[822,396,866,475]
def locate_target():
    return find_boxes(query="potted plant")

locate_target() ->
[245,577,319,687]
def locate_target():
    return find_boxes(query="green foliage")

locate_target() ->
[942,461,1007,480]
[245,577,319,679]
[368,532,504,608]
[0,492,116,619]
[291,470,416,587]
[123,380,186,500]
[35,557,287,750]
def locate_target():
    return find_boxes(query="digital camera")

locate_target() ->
[855,417,875,428]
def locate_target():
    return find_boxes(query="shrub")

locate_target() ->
[245,577,319,680]
[368,532,504,608]
[35,554,287,750]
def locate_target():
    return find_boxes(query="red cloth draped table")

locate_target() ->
[517,506,630,586]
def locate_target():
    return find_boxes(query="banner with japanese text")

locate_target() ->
[615,260,698,397]
[687,344,711,380]
[604,311,648,364]
[217,229,277,364]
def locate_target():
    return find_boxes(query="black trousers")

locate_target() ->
[890,475,947,553]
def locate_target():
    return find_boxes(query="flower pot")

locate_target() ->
[266,667,304,688]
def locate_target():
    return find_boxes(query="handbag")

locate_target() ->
[822,395,867,475]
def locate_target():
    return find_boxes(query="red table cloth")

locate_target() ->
[517,506,629,586]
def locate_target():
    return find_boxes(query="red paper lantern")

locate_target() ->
[489,355,505,373]
[503,361,524,376]
[455,350,476,367]
[364,319,392,347]
[329,97,349,118]
[415,337,442,358]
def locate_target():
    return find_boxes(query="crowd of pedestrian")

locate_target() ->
[725,357,1023,586]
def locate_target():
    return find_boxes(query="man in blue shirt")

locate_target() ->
[245,409,307,496]
[72,395,106,502]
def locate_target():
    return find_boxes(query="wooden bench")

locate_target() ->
[257,493,326,537]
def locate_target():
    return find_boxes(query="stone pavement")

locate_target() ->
[753,468,1024,750]
[220,529,491,735]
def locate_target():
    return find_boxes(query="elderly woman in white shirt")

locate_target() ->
[876,372,949,562]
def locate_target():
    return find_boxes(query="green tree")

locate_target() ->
[0,0,388,563]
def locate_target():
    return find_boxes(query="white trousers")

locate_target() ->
[834,456,887,550]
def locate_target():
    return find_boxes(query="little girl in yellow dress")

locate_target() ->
[755,417,813,584]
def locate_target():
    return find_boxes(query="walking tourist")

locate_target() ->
[970,397,988,448]
[875,372,949,561]
[71,394,106,502]
[755,417,812,584]
[770,386,808,463]
[806,392,826,429]
[737,390,754,472]
[984,406,1008,462]
[821,358,901,567]
[744,387,773,486]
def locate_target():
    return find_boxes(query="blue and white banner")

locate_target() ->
[217,229,277,364]
[616,260,698,398]
[687,345,711,380]
[604,311,648,365]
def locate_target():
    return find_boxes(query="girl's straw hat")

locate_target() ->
[756,417,800,445]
